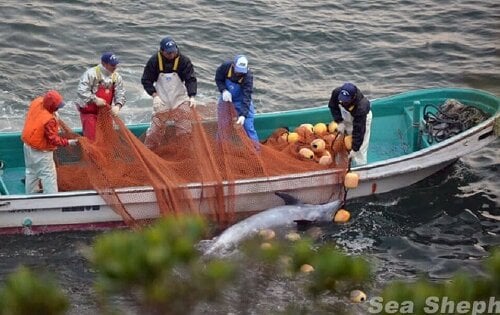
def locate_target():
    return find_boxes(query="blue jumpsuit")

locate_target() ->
[216,62,259,142]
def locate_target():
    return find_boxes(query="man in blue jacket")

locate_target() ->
[215,54,259,142]
[328,82,372,165]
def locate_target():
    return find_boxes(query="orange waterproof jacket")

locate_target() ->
[22,97,68,151]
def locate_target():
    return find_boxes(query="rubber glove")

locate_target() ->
[236,116,245,125]
[68,139,78,146]
[153,95,163,112]
[337,122,346,134]
[95,97,107,107]
[222,90,232,102]
[189,96,196,108]
[111,105,120,116]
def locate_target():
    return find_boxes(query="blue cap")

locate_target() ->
[338,82,357,103]
[101,52,120,66]
[160,37,178,53]
[233,55,248,74]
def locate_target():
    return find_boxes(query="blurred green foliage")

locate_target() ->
[0,215,498,315]
[376,248,500,315]
[0,266,68,315]
[90,215,235,314]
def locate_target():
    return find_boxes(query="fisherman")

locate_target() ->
[215,54,259,142]
[328,82,372,165]
[76,52,126,140]
[141,36,197,149]
[21,90,78,194]
[77,52,126,140]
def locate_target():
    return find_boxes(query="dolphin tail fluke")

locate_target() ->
[275,191,303,205]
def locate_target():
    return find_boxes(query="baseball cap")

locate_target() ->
[234,55,248,74]
[160,37,178,53]
[101,52,120,66]
[338,82,357,103]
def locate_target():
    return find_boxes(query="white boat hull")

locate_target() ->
[0,99,500,233]
[0,109,497,234]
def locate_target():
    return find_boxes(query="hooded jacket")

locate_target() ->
[22,95,68,150]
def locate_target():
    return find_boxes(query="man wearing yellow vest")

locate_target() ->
[21,90,78,194]
[76,52,126,140]
[328,82,372,165]
[141,36,197,149]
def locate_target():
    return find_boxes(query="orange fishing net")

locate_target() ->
[55,103,349,228]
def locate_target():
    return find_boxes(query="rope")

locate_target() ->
[422,100,487,143]
[341,157,351,208]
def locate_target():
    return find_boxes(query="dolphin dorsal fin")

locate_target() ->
[275,192,303,205]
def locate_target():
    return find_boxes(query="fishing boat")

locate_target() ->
[0,87,498,234]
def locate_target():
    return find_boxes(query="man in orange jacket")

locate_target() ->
[21,90,78,194]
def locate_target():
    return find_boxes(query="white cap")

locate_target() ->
[234,55,248,74]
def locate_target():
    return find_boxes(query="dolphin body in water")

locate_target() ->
[204,192,342,256]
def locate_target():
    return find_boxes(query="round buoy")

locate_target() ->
[285,232,301,241]
[344,135,353,150]
[350,290,367,303]
[299,123,314,133]
[299,148,315,160]
[318,153,333,166]
[300,264,314,273]
[344,172,359,188]
[333,209,351,223]
[279,132,289,143]
[260,242,273,250]
[22,217,33,227]
[328,121,338,133]
[313,123,327,136]
[287,132,299,143]
[310,138,326,153]
[259,229,276,240]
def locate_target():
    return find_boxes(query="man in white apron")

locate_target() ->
[141,37,197,149]
[328,82,372,165]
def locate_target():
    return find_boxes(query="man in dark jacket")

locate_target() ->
[328,82,372,165]
[141,36,197,148]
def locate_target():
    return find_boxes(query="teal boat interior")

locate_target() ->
[1,88,498,196]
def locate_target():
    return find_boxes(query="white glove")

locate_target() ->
[189,96,196,108]
[68,139,78,146]
[95,97,107,107]
[337,122,346,134]
[222,90,232,102]
[236,116,245,125]
[348,150,356,160]
[153,95,163,112]
[111,105,120,116]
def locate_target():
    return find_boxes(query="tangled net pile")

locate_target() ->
[54,102,349,228]
[423,99,489,143]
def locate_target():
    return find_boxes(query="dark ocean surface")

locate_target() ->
[0,1,498,314]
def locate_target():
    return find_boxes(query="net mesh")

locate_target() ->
[55,102,349,228]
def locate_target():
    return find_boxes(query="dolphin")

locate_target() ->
[204,192,342,256]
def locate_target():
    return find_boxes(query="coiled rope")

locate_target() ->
[423,99,488,143]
